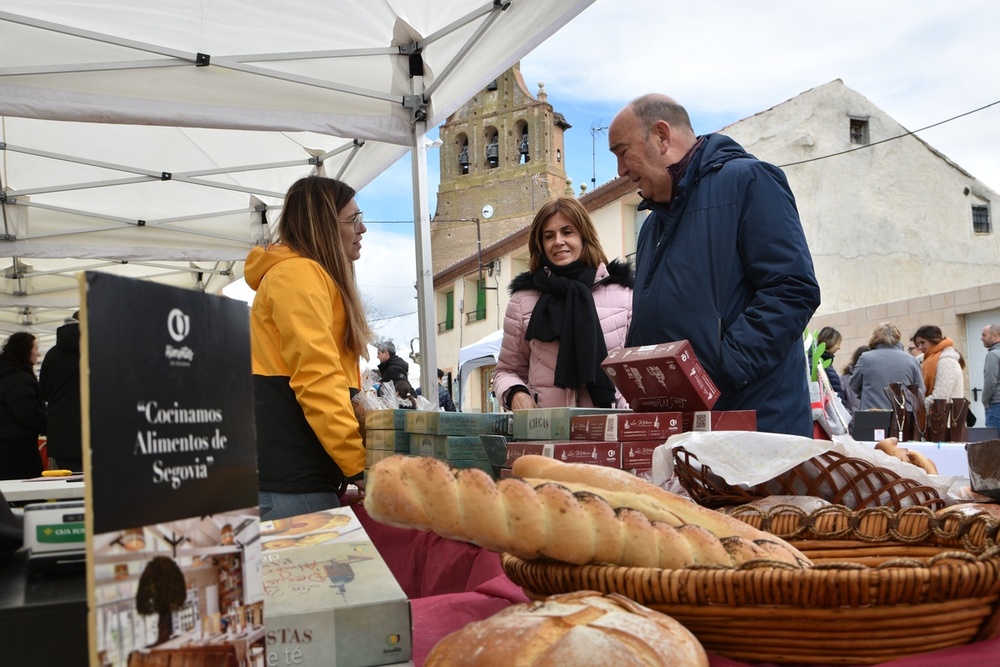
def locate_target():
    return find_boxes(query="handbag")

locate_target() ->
[967,410,978,427]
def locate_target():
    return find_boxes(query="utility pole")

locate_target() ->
[590,122,609,189]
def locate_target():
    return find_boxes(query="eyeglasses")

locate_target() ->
[341,210,364,232]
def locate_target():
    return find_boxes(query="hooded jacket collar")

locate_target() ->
[638,133,751,215]
[245,244,302,290]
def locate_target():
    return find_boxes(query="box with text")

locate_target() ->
[570,411,683,442]
[602,341,719,412]
[504,441,622,468]
[261,506,411,667]
[512,407,627,441]
[681,410,757,432]
[405,411,511,436]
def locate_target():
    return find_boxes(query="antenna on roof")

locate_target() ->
[590,122,609,188]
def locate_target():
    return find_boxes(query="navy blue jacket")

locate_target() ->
[627,134,821,436]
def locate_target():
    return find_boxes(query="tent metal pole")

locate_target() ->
[409,75,438,409]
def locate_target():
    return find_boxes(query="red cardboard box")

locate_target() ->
[570,412,683,442]
[505,441,622,468]
[602,341,720,412]
[620,441,664,468]
[681,410,757,432]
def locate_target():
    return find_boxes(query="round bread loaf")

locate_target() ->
[423,591,708,667]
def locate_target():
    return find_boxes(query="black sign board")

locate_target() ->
[82,273,257,534]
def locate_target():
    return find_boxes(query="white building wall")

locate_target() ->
[722,80,1000,316]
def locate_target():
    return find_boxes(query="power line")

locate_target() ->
[779,98,1000,168]
[369,310,416,323]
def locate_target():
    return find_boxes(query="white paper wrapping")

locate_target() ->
[652,431,963,504]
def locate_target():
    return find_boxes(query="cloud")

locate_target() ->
[523,0,1000,190]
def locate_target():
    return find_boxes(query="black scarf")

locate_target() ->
[524,259,618,407]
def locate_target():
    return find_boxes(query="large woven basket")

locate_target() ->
[501,505,1000,665]
[673,446,944,511]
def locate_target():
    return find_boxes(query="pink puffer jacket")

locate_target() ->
[493,261,632,409]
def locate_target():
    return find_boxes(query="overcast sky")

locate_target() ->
[231,0,1000,380]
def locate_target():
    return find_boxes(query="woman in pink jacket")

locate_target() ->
[493,196,632,410]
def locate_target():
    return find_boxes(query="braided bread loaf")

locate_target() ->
[364,455,810,569]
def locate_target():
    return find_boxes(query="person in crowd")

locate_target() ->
[911,325,965,407]
[840,345,869,419]
[608,93,820,436]
[816,326,846,402]
[416,369,457,412]
[394,379,419,409]
[907,340,923,360]
[0,332,47,480]
[246,175,371,521]
[435,369,457,412]
[375,340,409,386]
[848,323,923,411]
[38,311,82,472]
[980,324,1000,428]
[493,196,632,410]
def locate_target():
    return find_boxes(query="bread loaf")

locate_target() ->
[424,591,709,667]
[511,454,809,562]
[874,437,938,474]
[364,455,809,569]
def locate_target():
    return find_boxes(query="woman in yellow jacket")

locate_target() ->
[245,176,371,521]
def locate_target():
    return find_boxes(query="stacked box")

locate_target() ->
[505,441,622,468]
[405,410,512,436]
[261,506,412,667]
[366,428,410,453]
[602,340,719,412]
[512,407,627,441]
[409,434,489,462]
[366,409,410,430]
[621,440,663,468]
[570,411,682,442]
[681,410,757,432]
[446,458,493,474]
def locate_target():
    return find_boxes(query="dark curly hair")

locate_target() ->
[0,332,37,375]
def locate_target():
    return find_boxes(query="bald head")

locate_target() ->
[608,93,697,203]
[627,94,696,140]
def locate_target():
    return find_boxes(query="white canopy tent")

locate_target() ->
[457,327,503,411]
[0,0,593,393]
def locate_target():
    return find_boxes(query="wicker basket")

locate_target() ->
[501,505,1000,665]
[673,446,944,511]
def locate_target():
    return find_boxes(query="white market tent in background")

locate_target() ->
[457,327,503,411]
[0,0,593,393]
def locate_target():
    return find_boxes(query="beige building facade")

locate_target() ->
[433,79,1000,419]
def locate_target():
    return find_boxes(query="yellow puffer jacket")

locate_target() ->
[246,244,364,492]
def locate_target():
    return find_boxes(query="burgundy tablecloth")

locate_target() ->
[356,506,1000,667]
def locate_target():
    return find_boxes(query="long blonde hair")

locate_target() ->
[279,176,372,359]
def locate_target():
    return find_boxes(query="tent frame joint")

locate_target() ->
[196,53,211,66]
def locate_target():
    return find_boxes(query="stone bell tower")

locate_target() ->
[431,63,571,274]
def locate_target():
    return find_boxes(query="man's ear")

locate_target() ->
[652,119,672,154]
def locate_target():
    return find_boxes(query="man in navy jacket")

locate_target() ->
[609,94,821,436]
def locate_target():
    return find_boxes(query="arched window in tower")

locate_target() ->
[458,140,470,175]
[519,129,530,163]
[485,130,499,168]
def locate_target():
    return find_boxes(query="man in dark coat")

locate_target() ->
[375,340,409,386]
[416,368,457,412]
[39,312,83,471]
[609,94,821,436]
